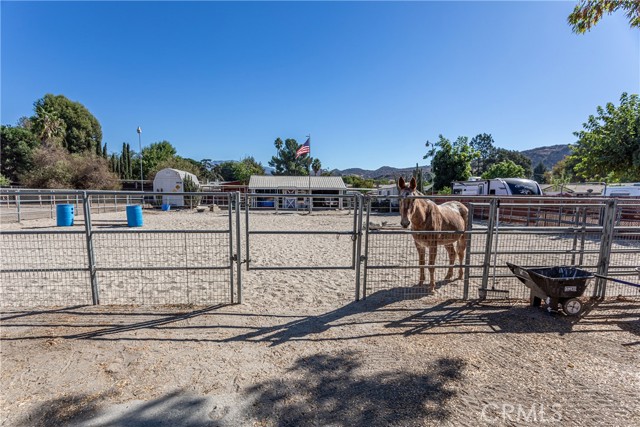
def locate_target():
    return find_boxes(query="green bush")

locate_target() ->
[183,174,201,208]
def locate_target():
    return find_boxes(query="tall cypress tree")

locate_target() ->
[126,143,132,179]
[121,142,128,178]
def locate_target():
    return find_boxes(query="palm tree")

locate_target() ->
[33,106,65,147]
[312,158,322,176]
[274,137,283,152]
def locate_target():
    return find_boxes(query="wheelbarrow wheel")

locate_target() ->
[562,298,583,316]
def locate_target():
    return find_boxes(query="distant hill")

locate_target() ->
[520,144,572,170]
[256,144,570,179]
[333,165,431,180]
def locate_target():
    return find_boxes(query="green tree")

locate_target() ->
[268,137,311,175]
[211,158,264,184]
[568,0,640,33]
[570,92,640,181]
[549,156,580,183]
[31,105,65,146]
[533,161,548,184]
[481,160,527,179]
[470,133,495,175]
[31,94,102,153]
[342,175,375,189]
[141,140,177,177]
[234,157,265,184]
[147,156,202,181]
[424,135,479,191]
[0,174,10,186]
[312,158,322,176]
[1,125,40,184]
[485,148,533,178]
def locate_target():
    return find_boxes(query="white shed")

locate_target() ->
[153,168,200,207]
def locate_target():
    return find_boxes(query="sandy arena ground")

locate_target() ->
[1,209,639,426]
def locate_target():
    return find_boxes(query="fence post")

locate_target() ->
[16,193,21,222]
[463,204,474,300]
[570,207,580,266]
[354,194,364,301]
[361,196,372,299]
[235,192,242,303]
[595,199,617,299]
[82,192,100,304]
[480,199,497,294]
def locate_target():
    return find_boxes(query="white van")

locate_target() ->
[602,183,640,197]
[452,178,542,196]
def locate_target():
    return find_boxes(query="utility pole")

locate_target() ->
[137,127,143,192]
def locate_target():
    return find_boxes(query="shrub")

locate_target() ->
[438,186,452,195]
[71,154,121,190]
[21,145,74,188]
[20,146,120,190]
[183,174,201,207]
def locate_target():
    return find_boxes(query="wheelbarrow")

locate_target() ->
[506,262,594,315]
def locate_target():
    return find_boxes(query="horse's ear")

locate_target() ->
[409,177,417,191]
[398,177,405,190]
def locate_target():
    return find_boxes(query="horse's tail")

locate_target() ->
[456,202,469,262]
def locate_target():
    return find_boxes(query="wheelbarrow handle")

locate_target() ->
[593,273,640,288]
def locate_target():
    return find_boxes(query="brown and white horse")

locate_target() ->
[398,177,468,290]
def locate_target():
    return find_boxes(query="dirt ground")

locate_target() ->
[1,295,639,427]
[1,210,639,426]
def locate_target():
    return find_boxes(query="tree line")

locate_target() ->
[0,94,295,188]
[423,92,639,192]
[2,91,637,191]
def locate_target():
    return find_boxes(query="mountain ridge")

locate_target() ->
[329,144,571,178]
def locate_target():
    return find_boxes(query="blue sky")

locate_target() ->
[1,1,638,171]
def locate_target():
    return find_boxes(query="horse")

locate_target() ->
[398,176,469,291]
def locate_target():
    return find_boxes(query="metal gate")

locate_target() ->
[0,190,241,307]
[244,192,365,298]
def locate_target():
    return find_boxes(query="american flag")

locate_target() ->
[295,138,310,159]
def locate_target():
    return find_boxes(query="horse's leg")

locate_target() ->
[415,243,426,285]
[444,243,455,280]
[456,235,466,279]
[428,245,437,291]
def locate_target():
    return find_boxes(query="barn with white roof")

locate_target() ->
[247,175,348,210]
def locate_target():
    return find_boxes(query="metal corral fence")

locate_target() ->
[1,189,639,308]
[361,195,640,301]
[0,190,242,307]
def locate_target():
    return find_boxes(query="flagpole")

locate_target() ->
[307,134,311,214]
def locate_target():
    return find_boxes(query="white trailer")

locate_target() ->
[153,168,200,207]
[452,178,542,196]
[602,183,640,197]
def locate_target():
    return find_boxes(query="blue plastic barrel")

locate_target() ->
[161,203,171,211]
[56,204,74,227]
[126,205,143,227]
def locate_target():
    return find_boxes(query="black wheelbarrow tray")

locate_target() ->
[506,262,594,316]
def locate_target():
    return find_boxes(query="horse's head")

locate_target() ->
[398,176,418,228]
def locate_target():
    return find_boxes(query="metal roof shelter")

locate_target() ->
[248,175,347,190]
[247,175,347,210]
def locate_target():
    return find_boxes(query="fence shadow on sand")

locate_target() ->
[1,293,638,345]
